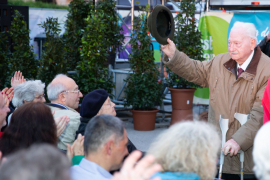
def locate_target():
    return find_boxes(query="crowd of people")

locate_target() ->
[0,21,270,180]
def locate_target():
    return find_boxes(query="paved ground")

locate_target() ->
[116,104,208,152]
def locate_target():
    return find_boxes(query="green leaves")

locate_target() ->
[124,10,163,110]
[7,10,38,87]
[166,0,204,88]
[75,2,118,97]
[0,32,10,89]
[37,17,67,94]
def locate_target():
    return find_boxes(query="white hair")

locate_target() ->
[47,74,68,101]
[253,122,270,180]
[231,21,257,42]
[147,121,220,180]
[12,80,45,107]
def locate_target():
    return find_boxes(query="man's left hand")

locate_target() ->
[222,139,240,156]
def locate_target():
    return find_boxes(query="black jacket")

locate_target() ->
[258,36,270,57]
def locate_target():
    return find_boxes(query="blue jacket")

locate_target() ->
[153,172,201,180]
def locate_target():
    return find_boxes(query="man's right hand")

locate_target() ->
[161,38,176,60]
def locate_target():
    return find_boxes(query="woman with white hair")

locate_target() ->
[8,80,46,125]
[148,121,220,180]
[12,80,46,107]
[8,79,69,137]
[253,122,270,180]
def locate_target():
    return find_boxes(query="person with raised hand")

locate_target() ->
[112,151,161,180]
[11,71,26,88]
[162,21,270,179]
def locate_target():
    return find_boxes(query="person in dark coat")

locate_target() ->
[76,89,137,153]
[258,32,270,57]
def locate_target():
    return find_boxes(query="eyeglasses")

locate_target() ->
[62,90,81,95]
[35,94,45,100]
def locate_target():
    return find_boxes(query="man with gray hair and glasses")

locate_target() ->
[47,74,83,153]
[162,21,270,179]
[71,114,129,180]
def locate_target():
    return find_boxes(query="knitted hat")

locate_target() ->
[80,89,108,118]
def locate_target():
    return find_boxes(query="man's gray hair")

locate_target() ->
[84,114,125,156]
[12,80,45,107]
[253,122,270,180]
[0,144,71,180]
[148,121,220,180]
[231,21,257,42]
[47,74,68,101]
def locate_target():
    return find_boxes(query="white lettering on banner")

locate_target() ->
[201,36,213,51]
[203,53,215,61]
[261,27,269,37]
[201,36,215,61]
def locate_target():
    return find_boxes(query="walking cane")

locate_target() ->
[234,113,249,180]
[218,113,249,180]
[218,115,229,179]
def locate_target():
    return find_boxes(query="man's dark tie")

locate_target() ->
[237,68,244,79]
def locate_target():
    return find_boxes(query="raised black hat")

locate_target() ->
[148,5,175,45]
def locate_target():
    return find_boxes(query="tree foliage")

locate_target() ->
[64,0,93,71]
[7,10,38,86]
[37,17,67,88]
[166,0,204,88]
[124,9,163,110]
[76,7,114,96]
[0,32,10,89]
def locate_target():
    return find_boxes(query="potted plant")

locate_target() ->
[37,17,68,101]
[76,6,114,96]
[63,0,93,71]
[7,10,39,85]
[95,0,124,68]
[166,0,204,125]
[125,7,163,131]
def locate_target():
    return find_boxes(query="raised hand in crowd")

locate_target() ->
[111,151,162,180]
[67,133,84,161]
[267,31,270,42]
[11,71,26,88]
[1,87,14,107]
[161,38,176,59]
[52,111,70,137]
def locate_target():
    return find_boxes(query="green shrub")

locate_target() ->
[166,0,204,88]
[37,17,67,89]
[95,0,124,54]
[76,8,114,96]
[8,10,38,86]
[0,32,10,89]
[63,0,93,71]
[124,9,163,110]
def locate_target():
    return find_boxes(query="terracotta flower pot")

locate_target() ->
[131,109,159,131]
[169,88,196,125]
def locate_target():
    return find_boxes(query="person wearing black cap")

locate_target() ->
[76,89,137,153]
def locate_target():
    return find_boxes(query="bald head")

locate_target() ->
[47,74,83,109]
[50,75,76,90]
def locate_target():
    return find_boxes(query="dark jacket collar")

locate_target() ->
[47,103,69,110]
[223,46,262,76]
